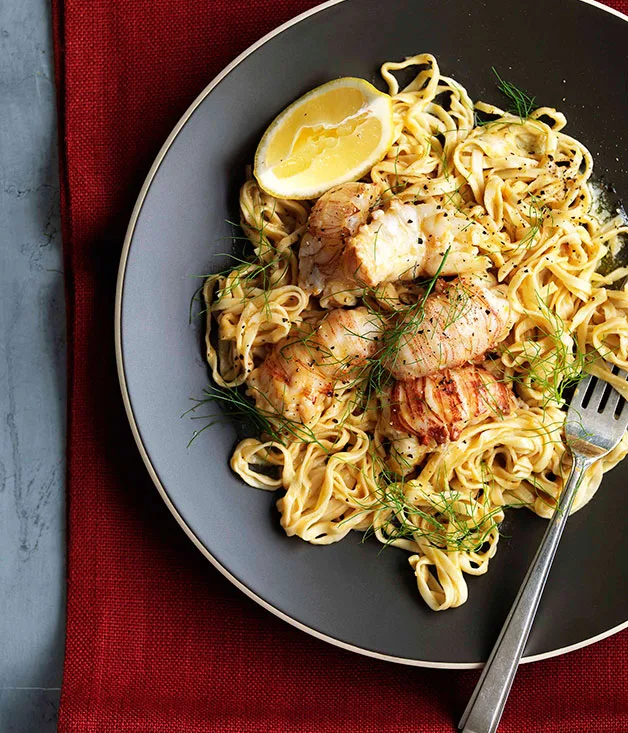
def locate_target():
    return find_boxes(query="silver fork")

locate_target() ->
[459,369,628,733]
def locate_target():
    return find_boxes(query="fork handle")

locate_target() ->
[458,452,592,733]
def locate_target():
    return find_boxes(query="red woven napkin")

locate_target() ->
[53,0,628,730]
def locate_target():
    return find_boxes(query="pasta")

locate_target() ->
[202,54,628,611]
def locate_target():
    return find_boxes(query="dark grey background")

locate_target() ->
[0,0,65,731]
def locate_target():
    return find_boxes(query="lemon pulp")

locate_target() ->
[254,78,394,199]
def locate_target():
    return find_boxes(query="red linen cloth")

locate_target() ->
[53,0,628,730]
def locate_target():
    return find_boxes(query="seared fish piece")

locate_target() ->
[249,307,381,424]
[298,183,488,303]
[298,182,381,296]
[380,364,517,475]
[390,365,516,449]
[384,276,512,380]
[345,198,483,287]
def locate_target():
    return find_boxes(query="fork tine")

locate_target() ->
[608,385,622,408]
[570,374,594,411]
[609,391,625,419]
[588,376,609,410]
[607,369,628,418]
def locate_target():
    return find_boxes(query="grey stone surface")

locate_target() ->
[0,0,66,730]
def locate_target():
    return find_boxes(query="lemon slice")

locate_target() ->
[254,77,394,200]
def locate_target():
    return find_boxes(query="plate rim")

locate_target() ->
[114,0,628,669]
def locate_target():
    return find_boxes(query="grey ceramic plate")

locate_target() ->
[116,0,628,667]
